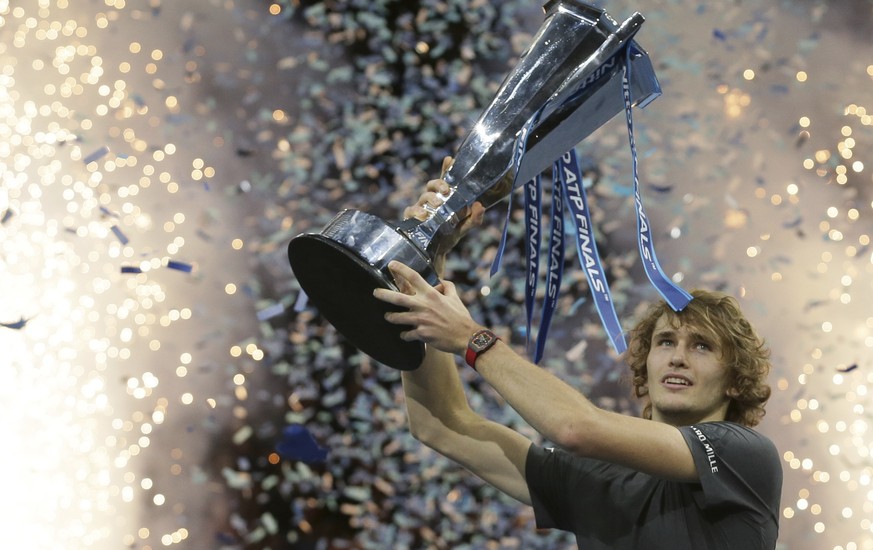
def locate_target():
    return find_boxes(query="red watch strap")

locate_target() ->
[465,329,499,370]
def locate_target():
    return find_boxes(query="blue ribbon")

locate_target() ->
[621,47,692,311]
[489,42,691,360]
[559,149,627,354]
[491,114,539,278]
[523,175,542,352]
[533,163,565,363]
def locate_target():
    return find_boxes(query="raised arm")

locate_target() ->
[378,260,701,484]
[400,343,534,504]
[392,160,533,504]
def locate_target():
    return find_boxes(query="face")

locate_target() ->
[643,314,734,426]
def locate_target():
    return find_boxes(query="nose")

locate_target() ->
[669,345,688,367]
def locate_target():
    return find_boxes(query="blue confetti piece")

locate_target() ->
[83,146,110,164]
[167,260,193,273]
[293,290,308,312]
[121,266,143,274]
[1,317,27,329]
[837,364,858,373]
[770,84,790,95]
[568,297,587,315]
[1,209,13,224]
[99,206,119,218]
[276,424,328,463]
[183,36,197,53]
[110,225,129,245]
[650,184,674,193]
[165,114,193,125]
[713,29,727,41]
[782,215,802,228]
[256,302,285,321]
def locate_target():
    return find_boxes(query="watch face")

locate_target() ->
[471,331,495,352]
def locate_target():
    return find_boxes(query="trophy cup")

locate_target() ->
[288,0,661,370]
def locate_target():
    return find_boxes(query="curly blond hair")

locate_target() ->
[625,290,772,427]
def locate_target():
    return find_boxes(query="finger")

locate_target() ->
[423,180,450,196]
[384,310,415,326]
[417,190,445,208]
[373,287,415,307]
[403,205,429,221]
[387,261,431,292]
[398,329,422,342]
[440,156,454,177]
[439,279,458,298]
[456,201,485,233]
[471,201,485,223]
[392,275,412,295]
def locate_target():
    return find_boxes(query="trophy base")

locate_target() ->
[288,211,437,371]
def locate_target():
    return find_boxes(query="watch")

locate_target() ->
[465,329,499,370]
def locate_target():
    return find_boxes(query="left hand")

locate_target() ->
[403,157,485,277]
[374,261,481,356]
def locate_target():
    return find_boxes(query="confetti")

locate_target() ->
[255,302,285,321]
[1,1,871,549]
[83,146,111,164]
[1,317,28,330]
[110,225,129,245]
[166,260,193,273]
[99,206,119,218]
[276,424,328,464]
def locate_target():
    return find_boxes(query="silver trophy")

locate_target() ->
[288,0,661,370]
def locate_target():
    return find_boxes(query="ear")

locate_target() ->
[725,386,740,399]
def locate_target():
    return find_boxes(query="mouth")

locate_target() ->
[661,374,693,388]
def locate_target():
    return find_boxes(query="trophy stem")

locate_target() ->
[400,8,654,260]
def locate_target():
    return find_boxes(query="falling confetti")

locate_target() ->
[0,317,28,330]
[1,0,872,549]
[275,424,329,464]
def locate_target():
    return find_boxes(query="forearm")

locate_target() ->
[401,342,536,504]
[401,344,475,444]
[473,339,599,452]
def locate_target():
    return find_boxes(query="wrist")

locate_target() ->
[465,328,500,370]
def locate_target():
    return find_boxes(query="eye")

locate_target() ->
[694,341,712,352]
[657,338,674,347]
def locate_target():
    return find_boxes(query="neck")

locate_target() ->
[651,408,728,427]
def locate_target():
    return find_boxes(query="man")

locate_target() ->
[372,166,782,549]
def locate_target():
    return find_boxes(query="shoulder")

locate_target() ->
[681,421,780,467]
[682,421,777,454]
[681,421,782,508]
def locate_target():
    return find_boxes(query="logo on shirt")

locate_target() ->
[691,426,719,474]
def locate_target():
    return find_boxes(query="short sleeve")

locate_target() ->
[525,444,619,532]
[679,422,782,521]
[526,444,572,530]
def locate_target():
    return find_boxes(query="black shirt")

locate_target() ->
[525,421,782,549]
